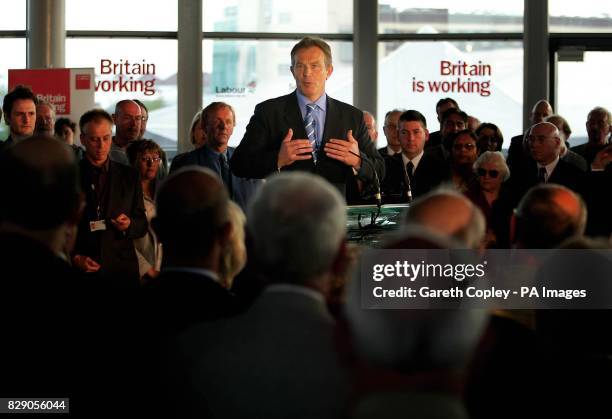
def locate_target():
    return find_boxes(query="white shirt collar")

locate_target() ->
[401,150,425,172]
[537,155,560,181]
[387,145,400,156]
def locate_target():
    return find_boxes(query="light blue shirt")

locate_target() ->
[296,90,327,144]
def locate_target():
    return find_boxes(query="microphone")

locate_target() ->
[404,170,413,204]
[349,150,382,209]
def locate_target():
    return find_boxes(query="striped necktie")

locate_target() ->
[304,103,318,162]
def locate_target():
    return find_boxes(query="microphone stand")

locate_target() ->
[350,150,382,228]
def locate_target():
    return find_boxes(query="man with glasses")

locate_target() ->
[72,108,147,285]
[378,109,404,157]
[513,122,584,196]
[110,99,143,165]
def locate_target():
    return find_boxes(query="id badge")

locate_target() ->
[89,219,107,232]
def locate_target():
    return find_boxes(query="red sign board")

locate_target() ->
[9,69,71,114]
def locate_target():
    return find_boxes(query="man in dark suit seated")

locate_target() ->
[381,110,448,203]
[511,122,585,197]
[169,102,262,211]
[571,106,611,166]
[176,172,350,419]
[377,108,404,158]
[230,36,384,198]
[506,99,553,174]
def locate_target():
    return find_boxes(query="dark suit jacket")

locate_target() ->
[0,233,82,397]
[74,158,147,284]
[381,151,449,203]
[177,288,349,419]
[425,130,443,149]
[143,270,240,334]
[571,141,611,166]
[230,91,384,196]
[562,148,588,172]
[510,158,585,198]
[170,145,262,211]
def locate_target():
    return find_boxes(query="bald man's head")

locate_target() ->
[153,167,229,258]
[0,135,81,231]
[514,184,586,248]
[531,100,553,125]
[403,189,485,248]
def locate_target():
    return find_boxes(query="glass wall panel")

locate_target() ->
[378,1,523,34]
[0,39,28,140]
[550,1,612,33]
[66,0,178,31]
[377,40,523,149]
[66,39,178,151]
[557,52,612,146]
[203,0,352,33]
[0,1,26,30]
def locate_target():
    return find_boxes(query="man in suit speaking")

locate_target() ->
[230,36,384,197]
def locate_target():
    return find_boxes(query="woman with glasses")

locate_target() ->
[466,151,515,248]
[475,122,504,154]
[449,129,480,192]
[127,140,164,282]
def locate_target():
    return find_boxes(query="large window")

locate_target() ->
[0,1,26,30]
[0,39,27,140]
[378,1,523,34]
[377,40,522,148]
[66,0,178,31]
[66,39,178,150]
[203,39,353,146]
[557,52,612,146]
[549,1,612,33]
[202,0,352,33]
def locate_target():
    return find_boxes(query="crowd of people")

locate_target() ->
[0,36,611,417]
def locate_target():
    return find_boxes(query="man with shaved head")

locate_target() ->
[403,188,486,248]
[515,122,584,195]
[507,99,554,176]
[110,99,143,164]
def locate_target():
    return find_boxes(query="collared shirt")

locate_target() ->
[265,283,325,305]
[387,145,400,156]
[537,155,560,182]
[161,266,220,284]
[401,150,425,175]
[296,90,327,143]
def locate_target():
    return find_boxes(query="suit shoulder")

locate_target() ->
[328,96,363,117]
[255,92,295,111]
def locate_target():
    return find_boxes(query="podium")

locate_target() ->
[346,204,409,247]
